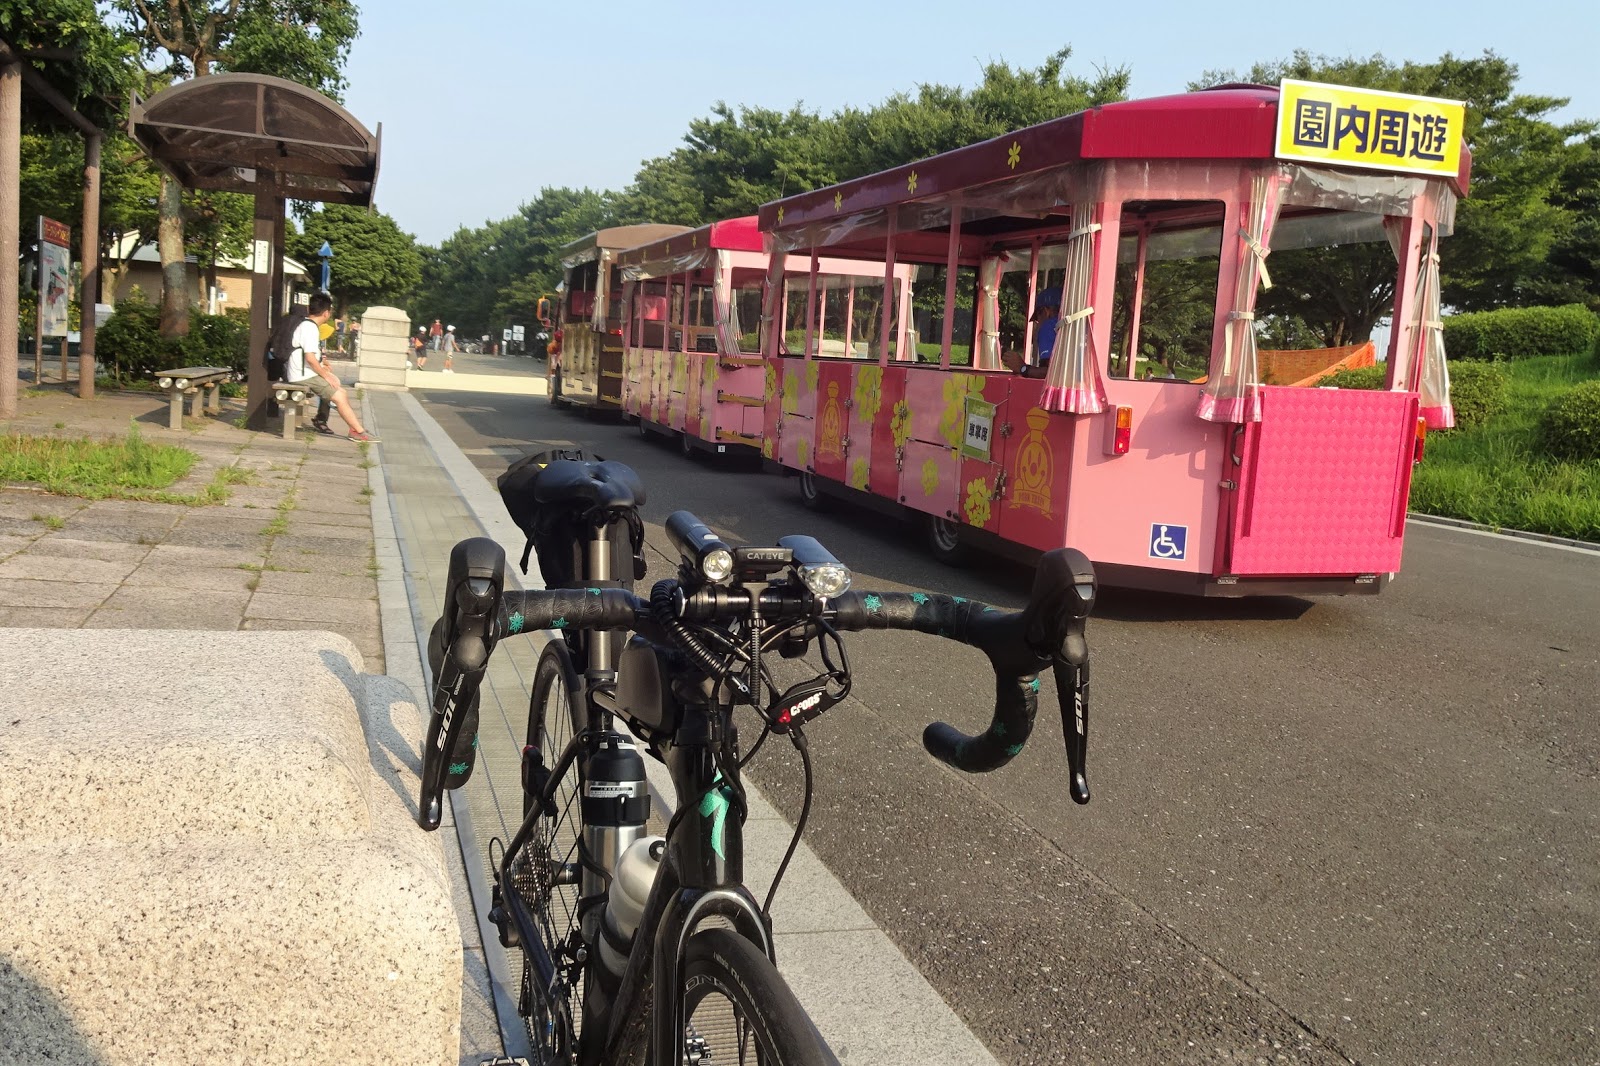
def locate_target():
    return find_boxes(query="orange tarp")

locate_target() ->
[1259,341,1376,387]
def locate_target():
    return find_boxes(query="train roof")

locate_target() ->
[560,224,691,268]
[759,86,1472,238]
[615,216,762,270]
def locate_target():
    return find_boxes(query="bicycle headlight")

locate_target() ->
[800,562,851,599]
[701,548,734,584]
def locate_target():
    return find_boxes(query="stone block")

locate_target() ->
[0,629,458,1065]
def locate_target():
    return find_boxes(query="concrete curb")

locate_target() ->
[1407,511,1600,554]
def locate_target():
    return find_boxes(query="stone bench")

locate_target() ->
[0,630,459,1065]
[156,365,233,430]
[271,379,326,439]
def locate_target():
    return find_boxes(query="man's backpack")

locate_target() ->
[265,311,307,382]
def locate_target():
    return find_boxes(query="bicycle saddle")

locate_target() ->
[532,458,647,513]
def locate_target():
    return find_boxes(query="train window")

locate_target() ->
[1110,201,1225,382]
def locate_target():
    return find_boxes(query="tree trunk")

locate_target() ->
[158,173,189,337]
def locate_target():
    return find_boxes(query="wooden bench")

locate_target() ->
[271,380,318,439]
[156,366,233,430]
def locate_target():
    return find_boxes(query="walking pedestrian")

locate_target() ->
[412,328,428,369]
[429,318,443,352]
[441,324,458,373]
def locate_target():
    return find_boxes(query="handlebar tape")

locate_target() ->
[831,592,1049,773]
[495,588,643,635]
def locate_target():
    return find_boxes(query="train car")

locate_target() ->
[549,224,689,412]
[756,81,1471,596]
[616,216,913,457]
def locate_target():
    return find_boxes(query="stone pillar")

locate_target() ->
[356,305,410,388]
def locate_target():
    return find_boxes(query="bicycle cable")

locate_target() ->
[762,725,814,919]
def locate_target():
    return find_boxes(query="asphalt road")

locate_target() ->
[413,387,1600,1066]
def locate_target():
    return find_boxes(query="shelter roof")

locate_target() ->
[760,86,1472,240]
[128,73,379,206]
[560,224,691,268]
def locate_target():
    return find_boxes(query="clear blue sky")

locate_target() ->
[340,0,1596,248]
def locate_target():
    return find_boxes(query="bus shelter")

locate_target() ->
[128,72,380,428]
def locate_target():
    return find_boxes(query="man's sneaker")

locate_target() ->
[312,421,338,436]
[348,430,380,443]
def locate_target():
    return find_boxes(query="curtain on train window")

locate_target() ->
[760,252,786,356]
[713,250,741,356]
[1387,214,1454,428]
[589,249,614,332]
[1042,202,1108,414]
[974,253,1006,370]
[1197,173,1282,423]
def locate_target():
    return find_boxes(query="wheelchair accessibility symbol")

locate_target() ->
[1149,523,1187,560]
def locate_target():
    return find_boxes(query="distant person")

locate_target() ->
[282,292,380,443]
[333,315,346,353]
[412,328,428,369]
[441,324,458,373]
[429,317,444,352]
[347,318,361,356]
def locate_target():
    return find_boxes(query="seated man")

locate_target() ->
[282,292,379,443]
[1002,302,1060,377]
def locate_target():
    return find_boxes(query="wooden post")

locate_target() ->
[79,132,100,398]
[0,56,19,420]
[245,172,278,429]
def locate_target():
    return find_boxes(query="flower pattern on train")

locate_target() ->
[938,373,985,448]
[797,437,811,470]
[963,477,992,528]
[853,365,884,424]
[848,457,870,490]
[920,458,940,497]
[761,437,774,459]
[765,361,777,404]
[890,399,913,449]
[781,368,799,415]
[805,359,820,392]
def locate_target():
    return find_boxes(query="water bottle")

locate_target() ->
[596,835,666,984]
[580,733,652,909]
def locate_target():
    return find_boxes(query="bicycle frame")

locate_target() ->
[501,520,774,1066]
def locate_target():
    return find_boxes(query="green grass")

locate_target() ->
[1,425,198,497]
[32,513,66,531]
[0,426,259,506]
[1410,354,1600,541]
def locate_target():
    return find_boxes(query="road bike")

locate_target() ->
[418,451,1097,1066]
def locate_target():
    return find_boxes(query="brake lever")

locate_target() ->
[419,537,506,830]
[1024,548,1096,805]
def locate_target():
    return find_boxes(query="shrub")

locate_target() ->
[180,308,251,376]
[1443,304,1600,361]
[1316,365,1386,389]
[1539,380,1600,461]
[95,292,179,383]
[1444,360,1509,430]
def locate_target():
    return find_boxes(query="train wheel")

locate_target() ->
[679,431,695,459]
[926,514,973,567]
[798,471,828,512]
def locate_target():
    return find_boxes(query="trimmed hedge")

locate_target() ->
[1444,361,1509,430]
[1540,380,1600,461]
[96,296,254,383]
[1316,365,1386,390]
[1443,304,1600,361]
[1313,360,1508,430]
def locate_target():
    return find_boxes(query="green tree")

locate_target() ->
[286,203,423,313]
[113,0,360,336]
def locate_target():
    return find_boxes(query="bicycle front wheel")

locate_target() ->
[511,643,588,1061]
[678,928,834,1066]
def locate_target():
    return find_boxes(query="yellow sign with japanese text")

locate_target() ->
[1276,80,1465,178]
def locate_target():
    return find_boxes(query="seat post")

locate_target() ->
[585,523,615,673]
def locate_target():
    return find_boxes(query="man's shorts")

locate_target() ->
[293,376,338,401]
